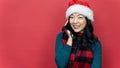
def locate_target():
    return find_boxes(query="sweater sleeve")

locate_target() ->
[55,32,72,68]
[91,40,102,68]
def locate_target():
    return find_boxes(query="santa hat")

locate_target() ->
[66,0,94,22]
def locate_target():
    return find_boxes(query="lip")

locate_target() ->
[72,25,80,29]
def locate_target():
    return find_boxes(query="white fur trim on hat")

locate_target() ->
[66,4,94,22]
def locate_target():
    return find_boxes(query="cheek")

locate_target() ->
[69,19,73,23]
[70,23,73,28]
[79,20,86,28]
[69,20,73,26]
[81,22,87,29]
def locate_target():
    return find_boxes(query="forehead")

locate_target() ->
[70,12,84,16]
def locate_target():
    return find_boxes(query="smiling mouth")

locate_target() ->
[72,25,80,29]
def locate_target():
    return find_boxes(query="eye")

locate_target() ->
[78,17,84,19]
[70,16,74,19]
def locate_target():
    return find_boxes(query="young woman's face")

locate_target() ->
[69,12,87,33]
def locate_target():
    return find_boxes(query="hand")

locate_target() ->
[64,20,73,46]
[64,20,73,38]
[65,30,73,38]
[66,30,73,46]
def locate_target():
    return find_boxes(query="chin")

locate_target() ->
[73,29,81,33]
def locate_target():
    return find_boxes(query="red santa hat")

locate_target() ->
[66,0,94,22]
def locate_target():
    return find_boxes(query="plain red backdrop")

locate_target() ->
[0,0,120,68]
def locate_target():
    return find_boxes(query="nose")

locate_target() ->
[73,18,78,24]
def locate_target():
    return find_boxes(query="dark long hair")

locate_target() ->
[62,17,98,48]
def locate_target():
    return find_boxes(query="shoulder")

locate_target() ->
[56,32,63,39]
[92,39,102,51]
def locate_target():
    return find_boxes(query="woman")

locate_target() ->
[55,0,102,68]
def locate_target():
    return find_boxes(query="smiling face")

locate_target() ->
[69,12,87,33]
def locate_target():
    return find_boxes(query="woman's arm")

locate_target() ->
[91,40,102,68]
[55,32,72,68]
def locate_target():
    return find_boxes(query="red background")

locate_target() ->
[0,0,120,68]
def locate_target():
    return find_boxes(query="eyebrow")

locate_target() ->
[70,14,84,17]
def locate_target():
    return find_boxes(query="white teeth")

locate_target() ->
[73,25,80,29]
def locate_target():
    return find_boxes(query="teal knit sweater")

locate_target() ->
[55,32,102,68]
